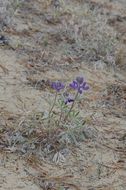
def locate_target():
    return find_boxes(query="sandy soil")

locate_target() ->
[0,0,126,190]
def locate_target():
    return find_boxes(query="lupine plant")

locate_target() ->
[64,77,89,121]
[48,77,89,142]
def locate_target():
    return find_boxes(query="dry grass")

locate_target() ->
[0,0,126,190]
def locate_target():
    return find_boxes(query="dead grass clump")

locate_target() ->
[104,83,126,109]
[40,2,118,68]
[66,10,117,65]
[0,0,20,28]
[115,45,126,71]
[98,82,126,121]
[18,1,118,70]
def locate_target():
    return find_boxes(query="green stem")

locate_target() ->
[57,105,64,127]
[48,91,58,127]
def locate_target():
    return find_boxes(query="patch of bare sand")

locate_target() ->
[0,48,49,114]
[0,153,40,190]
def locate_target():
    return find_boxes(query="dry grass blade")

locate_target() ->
[27,155,80,190]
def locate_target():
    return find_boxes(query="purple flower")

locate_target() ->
[63,92,74,104]
[69,76,89,94]
[51,81,65,92]
[65,97,74,104]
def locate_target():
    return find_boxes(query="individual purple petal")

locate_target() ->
[83,85,89,90]
[56,82,64,91]
[82,82,86,88]
[69,81,78,90]
[51,82,56,89]
[81,82,89,90]
[76,77,84,84]
[65,98,74,104]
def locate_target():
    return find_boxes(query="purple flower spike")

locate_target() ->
[51,81,65,92]
[69,76,89,94]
